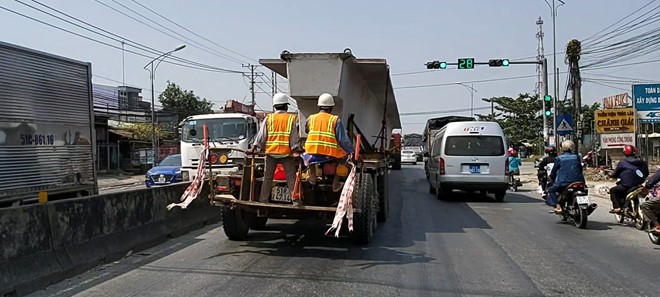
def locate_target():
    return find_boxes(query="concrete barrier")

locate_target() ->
[0,182,218,296]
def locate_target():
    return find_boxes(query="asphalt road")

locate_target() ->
[30,165,660,297]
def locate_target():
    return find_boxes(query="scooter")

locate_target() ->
[615,183,647,230]
[554,182,598,229]
[508,172,521,192]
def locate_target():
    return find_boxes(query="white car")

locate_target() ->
[401,150,418,165]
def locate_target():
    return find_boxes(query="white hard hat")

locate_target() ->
[318,93,335,107]
[272,92,289,106]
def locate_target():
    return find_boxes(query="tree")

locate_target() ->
[125,123,171,141]
[158,81,214,119]
[476,93,543,145]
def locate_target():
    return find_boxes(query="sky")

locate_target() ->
[1,0,659,133]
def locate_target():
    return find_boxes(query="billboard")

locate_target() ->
[633,84,660,123]
[600,133,635,149]
[594,108,635,134]
[602,93,629,109]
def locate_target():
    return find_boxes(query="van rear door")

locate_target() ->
[443,135,505,177]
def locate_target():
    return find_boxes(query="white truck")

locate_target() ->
[178,100,260,181]
[0,41,97,206]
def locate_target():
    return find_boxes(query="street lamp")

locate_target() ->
[143,44,186,167]
[457,83,478,118]
[543,0,565,147]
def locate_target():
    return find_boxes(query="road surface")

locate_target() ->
[30,165,660,297]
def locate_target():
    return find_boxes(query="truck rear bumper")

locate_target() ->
[212,194,360,213]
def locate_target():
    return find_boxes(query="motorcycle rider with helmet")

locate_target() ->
[548,140,586,213]
[608,145,649,214]
[537,146,558,194]
[642,167,660,233]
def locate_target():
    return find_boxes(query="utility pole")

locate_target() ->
[536,16,548,142]
[271,70,276,96]
[566,39,582,154]
[491,100,495,118]
[243,64,258,106]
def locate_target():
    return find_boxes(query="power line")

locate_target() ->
[583,79,631,92]
[93,0,244,65]
[2,3,241,73]
[129,0,255,64]
[583,0,658,44]
[400,106,490,116]
[21,0,242,73]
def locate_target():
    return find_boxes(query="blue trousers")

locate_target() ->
[547,185,566,207]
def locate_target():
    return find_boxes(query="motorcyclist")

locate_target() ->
[537,146,558,193]
[642,167,660,233]
[548,140,586,213]
[608,145,648,214]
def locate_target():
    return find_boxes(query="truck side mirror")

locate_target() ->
[424,152,429,157]
[249,122,257,135]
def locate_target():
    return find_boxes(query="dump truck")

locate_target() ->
[0,41,97,206]
[209,49,400,244]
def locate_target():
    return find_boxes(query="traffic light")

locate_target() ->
[426,60,447,69]
[488,59,510,67]
[544,95,553,117]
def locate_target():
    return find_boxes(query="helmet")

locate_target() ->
[545,146,557,155]
[318,93,335,107]
[509,149,518,156]
[272,92,289,106]
[623,144,637,156]
[561,140,575,152]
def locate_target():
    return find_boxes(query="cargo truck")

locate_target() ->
[209,49,400,244]
[178,100,260,182]
[0,41,97,206]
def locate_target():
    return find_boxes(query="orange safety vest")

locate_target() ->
[305,112,346,158]
[265,113,296,155]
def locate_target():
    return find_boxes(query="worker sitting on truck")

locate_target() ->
[303,93,355,185]
[247,93,300,204]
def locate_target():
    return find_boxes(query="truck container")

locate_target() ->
[209,49,400,244]
[0,41,97,205]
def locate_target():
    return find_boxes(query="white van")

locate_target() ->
[427,121,509,201]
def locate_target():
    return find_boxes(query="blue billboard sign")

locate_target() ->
[633,84,660,123]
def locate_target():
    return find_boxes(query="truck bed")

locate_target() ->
[260,50,401,149]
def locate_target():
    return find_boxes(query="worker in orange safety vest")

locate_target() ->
[303,93,355,185]
[247,93,300,205]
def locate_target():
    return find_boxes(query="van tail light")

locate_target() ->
[439,157,445,175]
[505,158,510,175]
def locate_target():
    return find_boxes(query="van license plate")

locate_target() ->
[271,186,292,203]
[469,165,481,174]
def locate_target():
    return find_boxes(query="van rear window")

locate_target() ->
[444,136,504,156]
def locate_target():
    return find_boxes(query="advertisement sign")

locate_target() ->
[633,84,660,122]
[602,93,629,109]
[600,133,635,149]
[595,108,635,134]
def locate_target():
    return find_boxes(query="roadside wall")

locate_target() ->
[0,182,217,296]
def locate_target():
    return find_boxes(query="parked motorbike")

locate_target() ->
[555,182,598,229]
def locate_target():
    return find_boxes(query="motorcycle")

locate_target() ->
[614,183,647,230]
[508,172,521,192]
[640,184,660,245]
[539,163,554,198]
[554,182,598,229]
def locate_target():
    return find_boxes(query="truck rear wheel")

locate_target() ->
[222,206,250,240]
[352,173,376,245]
[249,217,268,230]
[377,170,389,222]
[391,154,401,170]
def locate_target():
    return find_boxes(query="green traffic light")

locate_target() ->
[545,110,552,116]
[502,59,509,66]
[440,62,447,69]
[544,95,552,102]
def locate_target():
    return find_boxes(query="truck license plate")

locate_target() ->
[271,186,292,203]
[469,165,480,174]
[576,195,590,204]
